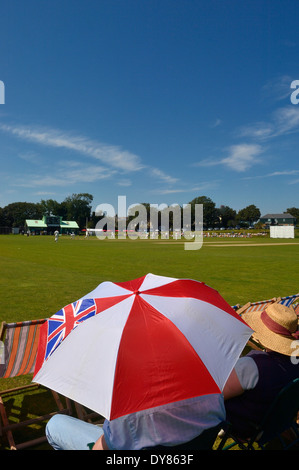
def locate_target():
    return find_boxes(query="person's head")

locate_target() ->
[242,302,299,356]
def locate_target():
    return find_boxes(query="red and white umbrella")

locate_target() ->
[33,273,252,421]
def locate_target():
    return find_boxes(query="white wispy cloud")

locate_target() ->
[237,123,274,140]
[0,122,183,191]
[150,168,179,185]
[0,123,143,172]
[272,106,299,137]
[194,144,263,172]
[12,164,115,188]
[261,75,294,102]
[241,168,299,183]
[18,151,44,165]
[193,158,219,168]
[116,178,132,187]
[221,144,263,172]
[152,180,219,195]
[211,118,222,128]
[238,105,299,141]
[267,169,299,176]
[34,191,57,196]
[153,188,187,195]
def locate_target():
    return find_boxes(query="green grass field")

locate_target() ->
[1,233,298,324]
[0,233,298,449]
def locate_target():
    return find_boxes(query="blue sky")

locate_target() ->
[1,0,299,216]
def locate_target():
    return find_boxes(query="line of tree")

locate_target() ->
[0,193,93,230]
[1,193,298,231]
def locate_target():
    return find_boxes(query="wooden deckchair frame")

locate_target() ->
[0,319,73,450]
[234,294,299,352]
[217,378,299,450]
[73,401,104,425]
[235,293,299,315]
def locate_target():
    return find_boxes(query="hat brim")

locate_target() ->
[241,310,298,356]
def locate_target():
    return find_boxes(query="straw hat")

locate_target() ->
[242,302,299,356]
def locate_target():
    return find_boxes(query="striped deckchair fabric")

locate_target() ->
[236,293,299,315]
[0,319,73,450]
[0,319,46,379]
[233,294,299,353]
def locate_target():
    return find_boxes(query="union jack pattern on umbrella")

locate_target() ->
[34,299,97,375]
[34,293,129,376]
[46,300,96,358]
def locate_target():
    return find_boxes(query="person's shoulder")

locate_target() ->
[235,356,259,390]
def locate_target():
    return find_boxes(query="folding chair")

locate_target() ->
[235,293,299,315]
[217,378,299,450]
[143,421,225,450]
[72,401,104,425]
[0,319,73,450]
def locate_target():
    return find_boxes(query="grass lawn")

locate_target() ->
[0,233,298,449]
[1,234,298,323]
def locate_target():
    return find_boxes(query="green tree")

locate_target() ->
[39,199,68,219]
[286,207,299,223]
[2,202,43,227]
[218,205,237,228]
[188,196,219,228]
[237,204,261,225]
[0,207,5,226]
[63,193,93,228]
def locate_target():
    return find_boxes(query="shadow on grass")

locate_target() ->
[1,386,298,451]
[0,387,59,450]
